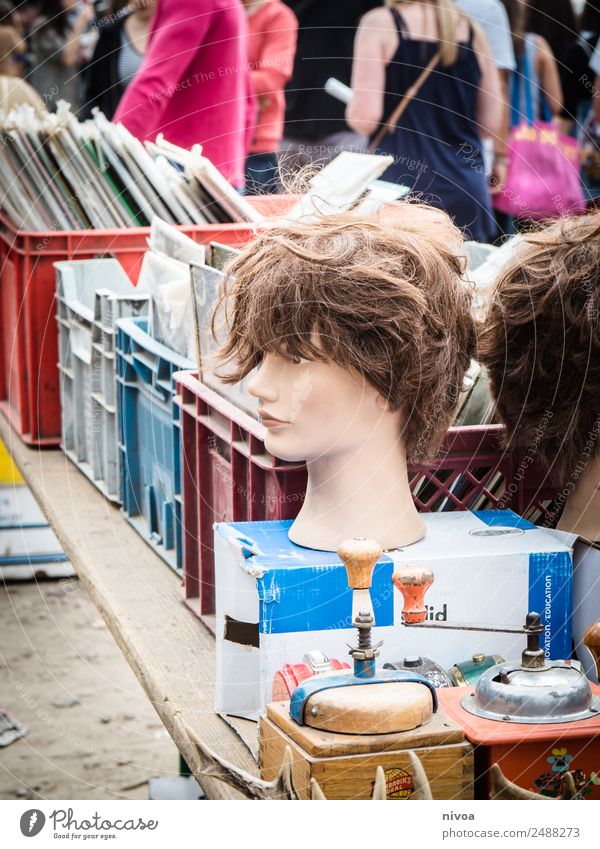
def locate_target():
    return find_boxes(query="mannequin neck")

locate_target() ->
[288,425,425,552]
[557,451,600,543]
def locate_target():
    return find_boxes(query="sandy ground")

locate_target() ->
[0,576,179,800]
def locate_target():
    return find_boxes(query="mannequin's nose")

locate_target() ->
[247,360,279,402]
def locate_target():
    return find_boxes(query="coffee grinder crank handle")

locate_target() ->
[392,565,535,636]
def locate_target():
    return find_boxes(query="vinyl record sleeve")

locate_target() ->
[29,132,89,228]
[11,131,74,229]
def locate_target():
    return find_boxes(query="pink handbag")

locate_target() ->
[493,50,585,220]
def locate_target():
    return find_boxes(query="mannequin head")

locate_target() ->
[478,213,600,483]
[215,206,475,550]
[216,208,476,464]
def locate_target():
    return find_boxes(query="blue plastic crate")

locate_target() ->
[116,317,195,573]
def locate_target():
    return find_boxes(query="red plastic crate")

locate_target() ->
[176,371,308,632]
[0,196,292,445]
[175,372,562,635]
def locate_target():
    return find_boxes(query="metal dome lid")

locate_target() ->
[460,613,600,724]
[461,660,600,724]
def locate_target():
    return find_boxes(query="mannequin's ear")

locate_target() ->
[375,393,392,412]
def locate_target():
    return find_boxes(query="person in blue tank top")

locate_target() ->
[347,0,503,242]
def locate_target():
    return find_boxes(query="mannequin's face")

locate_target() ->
[247,351,395,462]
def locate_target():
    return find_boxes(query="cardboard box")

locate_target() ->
[0,484,49,529]
[214,511,574,719]
[0,484,66,565]
[572,539,600,684]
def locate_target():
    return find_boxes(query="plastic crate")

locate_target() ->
[117,317,195,573]
[175,370,307,630]
[56,259,149,503]
[0,195,292,446]
[175,369,562,634]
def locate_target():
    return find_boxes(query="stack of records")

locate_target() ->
[0,102,261,231]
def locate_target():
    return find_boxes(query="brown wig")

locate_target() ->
[215,208,476,462]
[478,213,600,482]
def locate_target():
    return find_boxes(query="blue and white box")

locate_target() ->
[214,511,574,719]
[0,484,67,567]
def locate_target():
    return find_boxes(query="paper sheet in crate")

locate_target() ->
[214,511,574,719]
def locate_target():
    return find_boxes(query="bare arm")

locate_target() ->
[535,35,563,117]
[473,22,503,139]
[62,3,94,68]
[346,8,389,137]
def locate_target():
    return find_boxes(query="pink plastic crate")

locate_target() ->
[175,372,561,635]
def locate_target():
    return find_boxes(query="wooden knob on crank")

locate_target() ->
[583,620,600,679]
[337,538,383,589]
[392,565,434,624]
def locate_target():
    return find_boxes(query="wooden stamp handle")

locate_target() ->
[583,619,600,679]
[337,538,382,590]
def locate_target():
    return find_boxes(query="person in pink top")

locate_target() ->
[113,0,253,188]
[243,0,297,193]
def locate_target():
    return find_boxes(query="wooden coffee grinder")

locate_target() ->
[259,538,474,800]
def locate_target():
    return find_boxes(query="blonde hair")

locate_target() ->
[393,0,459,66]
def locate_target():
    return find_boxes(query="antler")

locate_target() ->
[310,778,327,800]
[407,750,434,800]
[186,726,435,800]
[311,755,433,800]
[186,727,300,800]
[490,764,578,800]
[372,766,387,799]
[310,766,388,800]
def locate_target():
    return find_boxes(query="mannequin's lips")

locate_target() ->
[258,409,290,428]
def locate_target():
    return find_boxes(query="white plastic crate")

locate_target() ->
[56,259,149,502]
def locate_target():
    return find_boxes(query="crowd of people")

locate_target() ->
[0,0,598,237]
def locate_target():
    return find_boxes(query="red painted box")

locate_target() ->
[437,685,600,799]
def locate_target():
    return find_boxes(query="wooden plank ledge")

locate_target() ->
[0,415,258,799]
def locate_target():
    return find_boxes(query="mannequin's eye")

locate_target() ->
[278,347,302,365]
